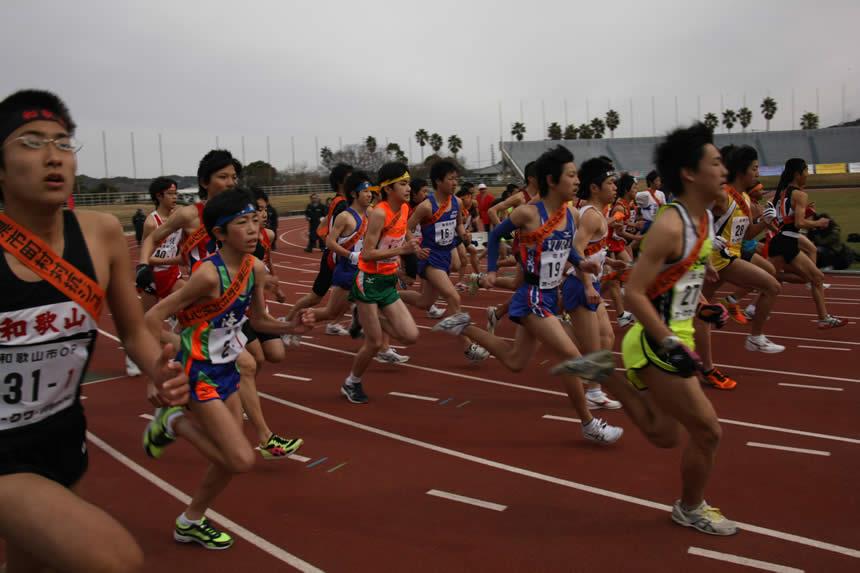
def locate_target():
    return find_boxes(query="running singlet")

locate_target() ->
[772,186,800,237]
[151,211,183,274]
[358,201,408,276]
[421,193,460,251]
[713,185,751,258]
[253,229,273,272]
[180,253,255,365]
[578,204,608,276]
[335,208,366,267]
[635,189,666,223]
[611,199,636,242]
[522,202,574,290]
[186,203,216,269]
[650,203,713,331]
[0,211,98,432]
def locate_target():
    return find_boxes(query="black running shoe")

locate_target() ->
[341,382,368,404]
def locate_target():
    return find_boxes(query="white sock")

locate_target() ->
[178,512,202,526]
[586,387,603,397]
[749,334,765,342]
[164,409,184,439]
[346,374,361,386]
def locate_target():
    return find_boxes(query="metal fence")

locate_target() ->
[70,182,330,207]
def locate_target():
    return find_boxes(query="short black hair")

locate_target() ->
[251,186,269,204]
[0,90,76,199]
[409,177,427,206]
[524,161,537,183]
[459,181,475,194]
[535,145,574,197]
[724,145,758,182]
[617,173,636,196]
[329,163,353,191]
[577,157,614,199]
[148,177,178,206]
[597,155,615,168]
[344,170,372,202]
[197,149,242,199]
[429,159,459,187]
[377,162,409,199]
[202,187,255,241]
[654,122,713,197]
[645,169,660,187]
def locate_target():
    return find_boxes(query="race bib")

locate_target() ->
[540,249,567,289]
[730,216,749,245]
[670,269,704,321]
[435,219,456,246]
[207,320,248,364]
[378,235,405,264]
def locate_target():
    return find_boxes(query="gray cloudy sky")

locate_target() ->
[3,0,859,178]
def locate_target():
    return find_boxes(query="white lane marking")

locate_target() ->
[542,414,582,423]
[274,373,312,382]
[426,489,507,512]
[389,391,439,402]
[139,413,154,420]
[82,375,127,386]
[779,383,843,391]
[718,418,860,445]
[687,547,804,573]
[273,263,316,274]
[98,328,121,343]
[86,432,323,572]
[252,447,312,463]
[797,345,851,352]
[713,329,859,347]
[746,442,831,457]
[257,393,860,559]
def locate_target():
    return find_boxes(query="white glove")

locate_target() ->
[761,204,777,224]
[349,251,360,265]
[712,235,727,253]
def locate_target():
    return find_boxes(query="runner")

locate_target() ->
[139,150,298,460]
[400,160,489,361]
[634,169,665,235]
[433,146,622,444]
[142,189,315,550]
[0,88,188,572]
[603,173,639,328]
[767,158,843,328]
[341,162,425,404]
[559,123,737,535]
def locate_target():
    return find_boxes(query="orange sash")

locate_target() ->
[177,255,254,327]
[340,216,367,251]
[181,224,208,259]
[725,185,751,219]
[423,195,452,226]
[317,195,346,238]
[646,212,709,300]
[0,213,104,320]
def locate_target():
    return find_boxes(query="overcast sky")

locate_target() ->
[3,0,859,179]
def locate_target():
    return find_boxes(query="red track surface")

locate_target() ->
[4,216,858,572]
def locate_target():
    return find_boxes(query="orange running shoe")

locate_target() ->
[721,298,748,325]
[702,368,738,390]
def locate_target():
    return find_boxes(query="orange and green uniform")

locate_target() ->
[351,201,408,308]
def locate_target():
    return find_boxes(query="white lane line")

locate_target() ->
[252,447,312,463]
[274,373,312,382]
[139,413,154,420]
[746,442,831,457]
[713,329,860,347]
[389,391,439,402]
[687,547,803,573]
[542,414,582,423]
[98,328,121,343]
[83,375,128,386]
[295,340,860,445]
[797,345,851,352]
[426,489,507,512]
[779,383,843,391]
[86,432,323,572]
[258,393,860,559]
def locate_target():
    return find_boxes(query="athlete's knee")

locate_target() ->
[263,345,285,364]
[225,445,256,473]
[646,428,681,449]
[399,328,419,345]
[601,331,615,350]
[762,275,781,296]
[690,419,722,451]
[236,352,257,377]
[88,535,144,573]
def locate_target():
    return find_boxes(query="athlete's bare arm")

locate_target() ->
[791,190,829,230]
[325,210,357,259]
[488,192,525,226]
[144,261,219,340]
[455,196,469,244]
[139,204,198,264]
[248,259,314,334]
[405,199,431,233]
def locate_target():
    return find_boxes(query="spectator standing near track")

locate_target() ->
[476,183,495,231]
[132,208,146,246]
[304,193,326,252]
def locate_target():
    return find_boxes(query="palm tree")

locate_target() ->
[429,133,443,153]
[563,124,579,140]
[703,113,719,132]
[738,107,753,132]
[590,117,607,139]
[605,109,621,138]
[447,134,463,157]
[511,121,526,141]
[578,123,594,139]
[395,150,408,164]
[760,97,778,131]
[800,112,820,130]
[365,136,377,154]
[547,122,562,140]
[320,146,334,167]
[722,109,737,133]
[415,129,429,160]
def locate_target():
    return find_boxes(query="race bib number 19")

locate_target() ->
[540,250,567,289]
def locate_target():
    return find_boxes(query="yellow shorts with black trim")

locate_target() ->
[709,250,737,272]
[621,321,695,390]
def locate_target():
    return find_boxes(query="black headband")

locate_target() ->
[0,108,68,145]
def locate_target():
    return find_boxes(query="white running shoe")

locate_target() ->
[325,323,350,336]
[467,273,484,295]
[280,333,302,347]
[432,312,471,336]
[616,311,636,328]
[166,316,179,331]
[671,500,738,536]
[743,304,756,321]
[486,306,499,334]
[744,335,785,354]
[586,391,622,410]
[806,282,831,290]
[125,356,141,377]
[581,417,623,444]
[374,348,410,363]
[427,304,446,319]
[464,343,489,361]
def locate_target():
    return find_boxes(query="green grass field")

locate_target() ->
[803,188,860,240]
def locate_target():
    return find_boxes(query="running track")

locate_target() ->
[4,216,857,572]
